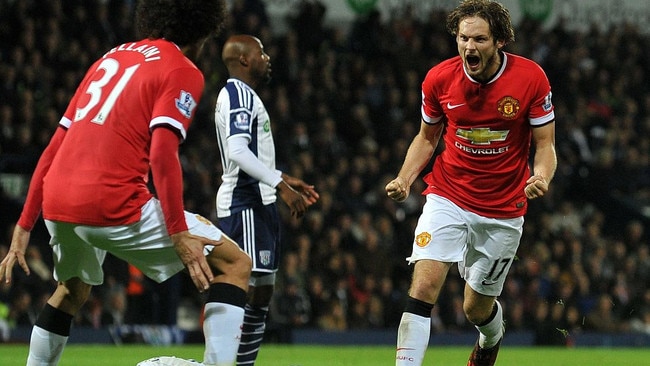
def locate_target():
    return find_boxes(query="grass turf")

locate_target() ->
[1,344,649,365]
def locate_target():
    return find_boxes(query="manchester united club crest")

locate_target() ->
[195,214,212,226]
[497,96,520,119]
[415,232,432,247]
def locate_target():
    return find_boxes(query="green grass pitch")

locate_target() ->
[1,344,649,365]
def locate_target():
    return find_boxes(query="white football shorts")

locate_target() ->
[408,194,524,296]
[44,198,222,285]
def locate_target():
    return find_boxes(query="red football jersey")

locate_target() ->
[421,52,554,218]
[41,39,204,226]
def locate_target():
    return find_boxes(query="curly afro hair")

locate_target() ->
[446,0,515,45]
[136,0,227,46]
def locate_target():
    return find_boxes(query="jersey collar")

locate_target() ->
[464,51,508,85]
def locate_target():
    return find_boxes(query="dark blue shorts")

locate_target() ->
[218,203,281,273]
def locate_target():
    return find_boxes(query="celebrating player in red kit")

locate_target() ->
[386,1,557,365]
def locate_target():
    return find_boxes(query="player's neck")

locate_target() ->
[480,51,503,84]
[230,74,258,89]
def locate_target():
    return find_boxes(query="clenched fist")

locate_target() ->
[385,177,410,202]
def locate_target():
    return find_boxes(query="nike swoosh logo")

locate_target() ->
[481,279,499,286]
[447,102,466,109]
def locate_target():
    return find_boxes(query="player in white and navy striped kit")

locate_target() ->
[214,35,319,365]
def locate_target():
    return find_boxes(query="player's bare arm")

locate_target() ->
[386,120,444,202]
[0,224,32,284]
[525,122,557,199]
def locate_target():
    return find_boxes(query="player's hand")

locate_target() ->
[171,231,218,292]
[0,224,32,284]
[385,177,410,202]
[282,176,320,206]
[524,175,549,199]
[277,180,309,218]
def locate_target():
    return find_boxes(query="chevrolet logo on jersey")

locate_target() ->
[456,128,509,145]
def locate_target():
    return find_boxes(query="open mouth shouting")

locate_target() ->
[465,54,481,72]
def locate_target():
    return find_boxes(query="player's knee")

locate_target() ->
[208,249,251,281]
[465,309,485,325]
[408,280,442,305]
[463,302,493,325]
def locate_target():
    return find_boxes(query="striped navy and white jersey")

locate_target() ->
[214,78,278,217]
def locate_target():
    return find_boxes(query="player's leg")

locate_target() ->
[461,214,522,366]
[396,194,468,366]
[128,210,251,366]
[202,248,250,366]
[189,218,251,366]
[464,288,503,366]
[27,278,93,366]
[464,287,502,347]
[28,220,103,366]
[238,205,279,366]
[396,260,451,366]
[219,205,280,366]
[238,275,274,365]
[106,200,250,366]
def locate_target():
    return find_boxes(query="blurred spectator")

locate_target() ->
[630,306,650,335]
[584,294,627,332]
[76,295,108,329]
[103,284,127,327]
[125,264,148,324]
[76,286,126,329]
[25,247,51,283]
[533,301,567,346]
[306,274,331,327]
[318,298,347,331]
[378,276,405,328]
[8,289,35,327]
[269,278,311,340]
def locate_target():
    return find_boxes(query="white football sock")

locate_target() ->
[203,302,245,366]
[396,312,430,366]
[476,300,504,349]
[26,326,68,366]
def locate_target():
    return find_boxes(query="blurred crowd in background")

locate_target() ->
[0,0,648,346]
